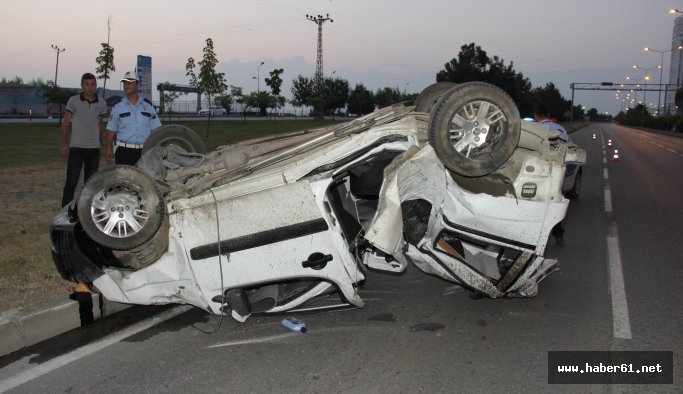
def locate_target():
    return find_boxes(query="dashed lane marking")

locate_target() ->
[607,225,632,340]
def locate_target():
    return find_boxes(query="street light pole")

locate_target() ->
[253,61,264,93]
[644,45,683,114]
[632,64,658,108]
[51,44,65,86]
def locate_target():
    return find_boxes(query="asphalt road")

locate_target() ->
[0,123,680,393]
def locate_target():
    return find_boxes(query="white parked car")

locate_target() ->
[198,106,227,115]
[51,82,586,322]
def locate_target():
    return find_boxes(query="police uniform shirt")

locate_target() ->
[539,119,569,141]
[65,93,106,149]
[106,96,161,145]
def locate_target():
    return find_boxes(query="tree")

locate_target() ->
[95,16,115,101]
[230,86,250,121]
[529,83,571,120]
[247,91,277,117]
[186,38,228,136]
[291,75,315,116]
[586,108,599,121]
[95,43,115,100]
[324,77,350,118]
[348,84,375,116]
[42,81,73,125]
[436,43,533,114]
[214,95,232,114]
[159,82,183,120]
[265,68,284,96]
[0,76,25,88]
[374,86,402,108]
[250,68,284,116]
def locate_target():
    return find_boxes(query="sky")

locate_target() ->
[2,0,682,116]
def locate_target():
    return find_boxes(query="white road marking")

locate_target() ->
[667,148,677,154]
[0,305,192,393]
[603,168,609,180]
[208,333,297,348]
[656,144,664,148]
[604,189,612,213]
[607,226,632,339]
[602,157,607,165]
[649,141,656,145]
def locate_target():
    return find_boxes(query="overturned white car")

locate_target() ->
[51,82,586,322]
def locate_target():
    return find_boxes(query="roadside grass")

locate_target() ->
[0,118,345,313]
[0,118,344,168]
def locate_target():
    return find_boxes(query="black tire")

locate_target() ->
[414,82,457,113]
[565,168,582,200]
[142,124,207,155]
[428,82,521,177]
[77,165,165,251]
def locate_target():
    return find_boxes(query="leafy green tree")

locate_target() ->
[586,107,599,121]
[95,43,115,100]
[374,86,402,108]
[265,68,284,96]
[437,42,533,114]
[0,76,25,87]
[529,82,571,120]
[291,75,315,116]
[348,84,375,116]
[159,82,183,120]
[186,38,228,131]
[229,86,251,121]
[247,91,277,117]
[42,81,73,125]
[215,95,232,114]
[324,77,350,118]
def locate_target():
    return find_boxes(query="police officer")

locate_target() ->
[105,71,161,165]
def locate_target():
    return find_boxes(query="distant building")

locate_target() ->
[666,16,683,113]
[0,86,47,115]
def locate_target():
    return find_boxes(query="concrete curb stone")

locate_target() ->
[0,294,130,358]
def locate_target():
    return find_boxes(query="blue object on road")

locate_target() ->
[282,317,307,333]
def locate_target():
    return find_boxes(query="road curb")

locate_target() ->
[0,294,130,358]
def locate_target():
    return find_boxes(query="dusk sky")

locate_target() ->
[2,0,682,115]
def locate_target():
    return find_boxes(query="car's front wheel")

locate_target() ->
[77,165,165,251]
[428,82,521,177]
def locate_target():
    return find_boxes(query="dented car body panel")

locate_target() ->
[51,83,585,321]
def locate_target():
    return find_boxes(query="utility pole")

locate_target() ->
[51,44,66,86]
[306,13,332,117]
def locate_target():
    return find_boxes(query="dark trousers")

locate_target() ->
[62,147,100,207]
[115,146,143,166]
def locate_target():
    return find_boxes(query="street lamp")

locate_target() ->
[644,45,683,114]
[632,64,658,107]
[51,44,65,86]
[625,75,649,106]
[669,8,682,14]
[252,61,265,93]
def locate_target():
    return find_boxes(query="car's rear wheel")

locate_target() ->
[142,124,207,154]
[77,165,164,251]
[414,82,457,113]
[428,82,521,177]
